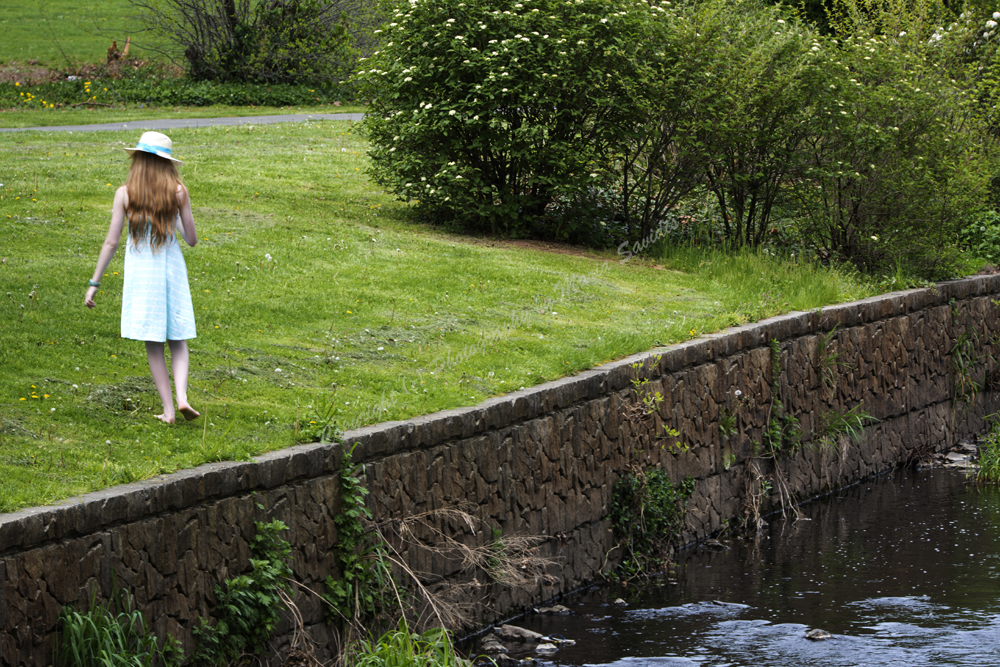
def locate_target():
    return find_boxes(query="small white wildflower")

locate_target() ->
[988,19,998,28]
[735,390,742,397]
[404,76,412,82]
[449,109,457,115]
[899,31,906,37]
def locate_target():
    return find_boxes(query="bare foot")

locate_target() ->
[178,405,200,421]
[156,413,176,424]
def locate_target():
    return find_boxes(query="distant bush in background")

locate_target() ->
[128,0,379,84]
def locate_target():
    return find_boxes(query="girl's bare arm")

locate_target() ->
[85,186,128,308]
[176,183,197,247]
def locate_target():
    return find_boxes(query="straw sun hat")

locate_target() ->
[124,131,183,163]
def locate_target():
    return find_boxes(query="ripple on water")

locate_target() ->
[627,602,752,621]
[498,469,1000,667]
[846,595,941,613]
[596,656,713,667]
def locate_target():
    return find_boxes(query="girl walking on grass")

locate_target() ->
[84,131,200,424]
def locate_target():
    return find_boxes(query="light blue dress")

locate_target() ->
[121,220,197,342]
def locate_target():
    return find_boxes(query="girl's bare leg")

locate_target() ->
[145,341,175,423]
[169,339,199,420]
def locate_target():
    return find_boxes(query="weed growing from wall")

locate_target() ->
[56,583,182,667]
[754,339,803,458]
[950,328,994,411]
[738,333,874,532]
[324,443,389,626]
[609,469,694,581]
[975,413,1000,484]
[192,519,293,666]
[623,356,689,455]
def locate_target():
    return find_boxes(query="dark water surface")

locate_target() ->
[513,468,1000,667]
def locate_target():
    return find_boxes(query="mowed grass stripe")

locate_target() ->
[0,120,877,513]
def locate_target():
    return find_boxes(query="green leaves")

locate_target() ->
[609,469,694,581]
[134,0,368,85]
[192,519,293,665]
[55,586,182,667]
[359,0,650,236]
[324,443,388,624]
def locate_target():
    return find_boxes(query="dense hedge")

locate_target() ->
[0,70,358,110]
[360,0,1000,278]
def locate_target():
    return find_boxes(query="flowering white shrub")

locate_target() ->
[357,0,650,235]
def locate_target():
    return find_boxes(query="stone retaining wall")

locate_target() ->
[4,276,1000,665]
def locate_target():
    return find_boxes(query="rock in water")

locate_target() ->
[613,598,627,606]
[806,629,832,640]
[535,605,571,615]
[495,625,545,642]
[535,644,559,655]
[480,633,508,654]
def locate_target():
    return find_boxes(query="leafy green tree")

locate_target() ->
[358,0,650,236]
[691,0,826,248]
[131,0,373,84]
[794,33,991,275]
[613,1,724,246]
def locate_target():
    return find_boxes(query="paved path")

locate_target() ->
[0,112,364,133]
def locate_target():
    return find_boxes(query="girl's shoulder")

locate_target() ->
[176,182,188,205]
[117,184,129,209]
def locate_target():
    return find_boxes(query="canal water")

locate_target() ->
[512,468,1000,667]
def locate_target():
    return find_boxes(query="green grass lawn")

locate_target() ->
[0,0,170,67]
[0,119,878,513]
[0,104,366,128]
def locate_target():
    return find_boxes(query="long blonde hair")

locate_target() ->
[125,151,181,250]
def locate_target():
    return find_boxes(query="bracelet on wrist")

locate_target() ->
[88,279,101,287]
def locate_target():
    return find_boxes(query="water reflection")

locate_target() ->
[512,469,1000,667]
